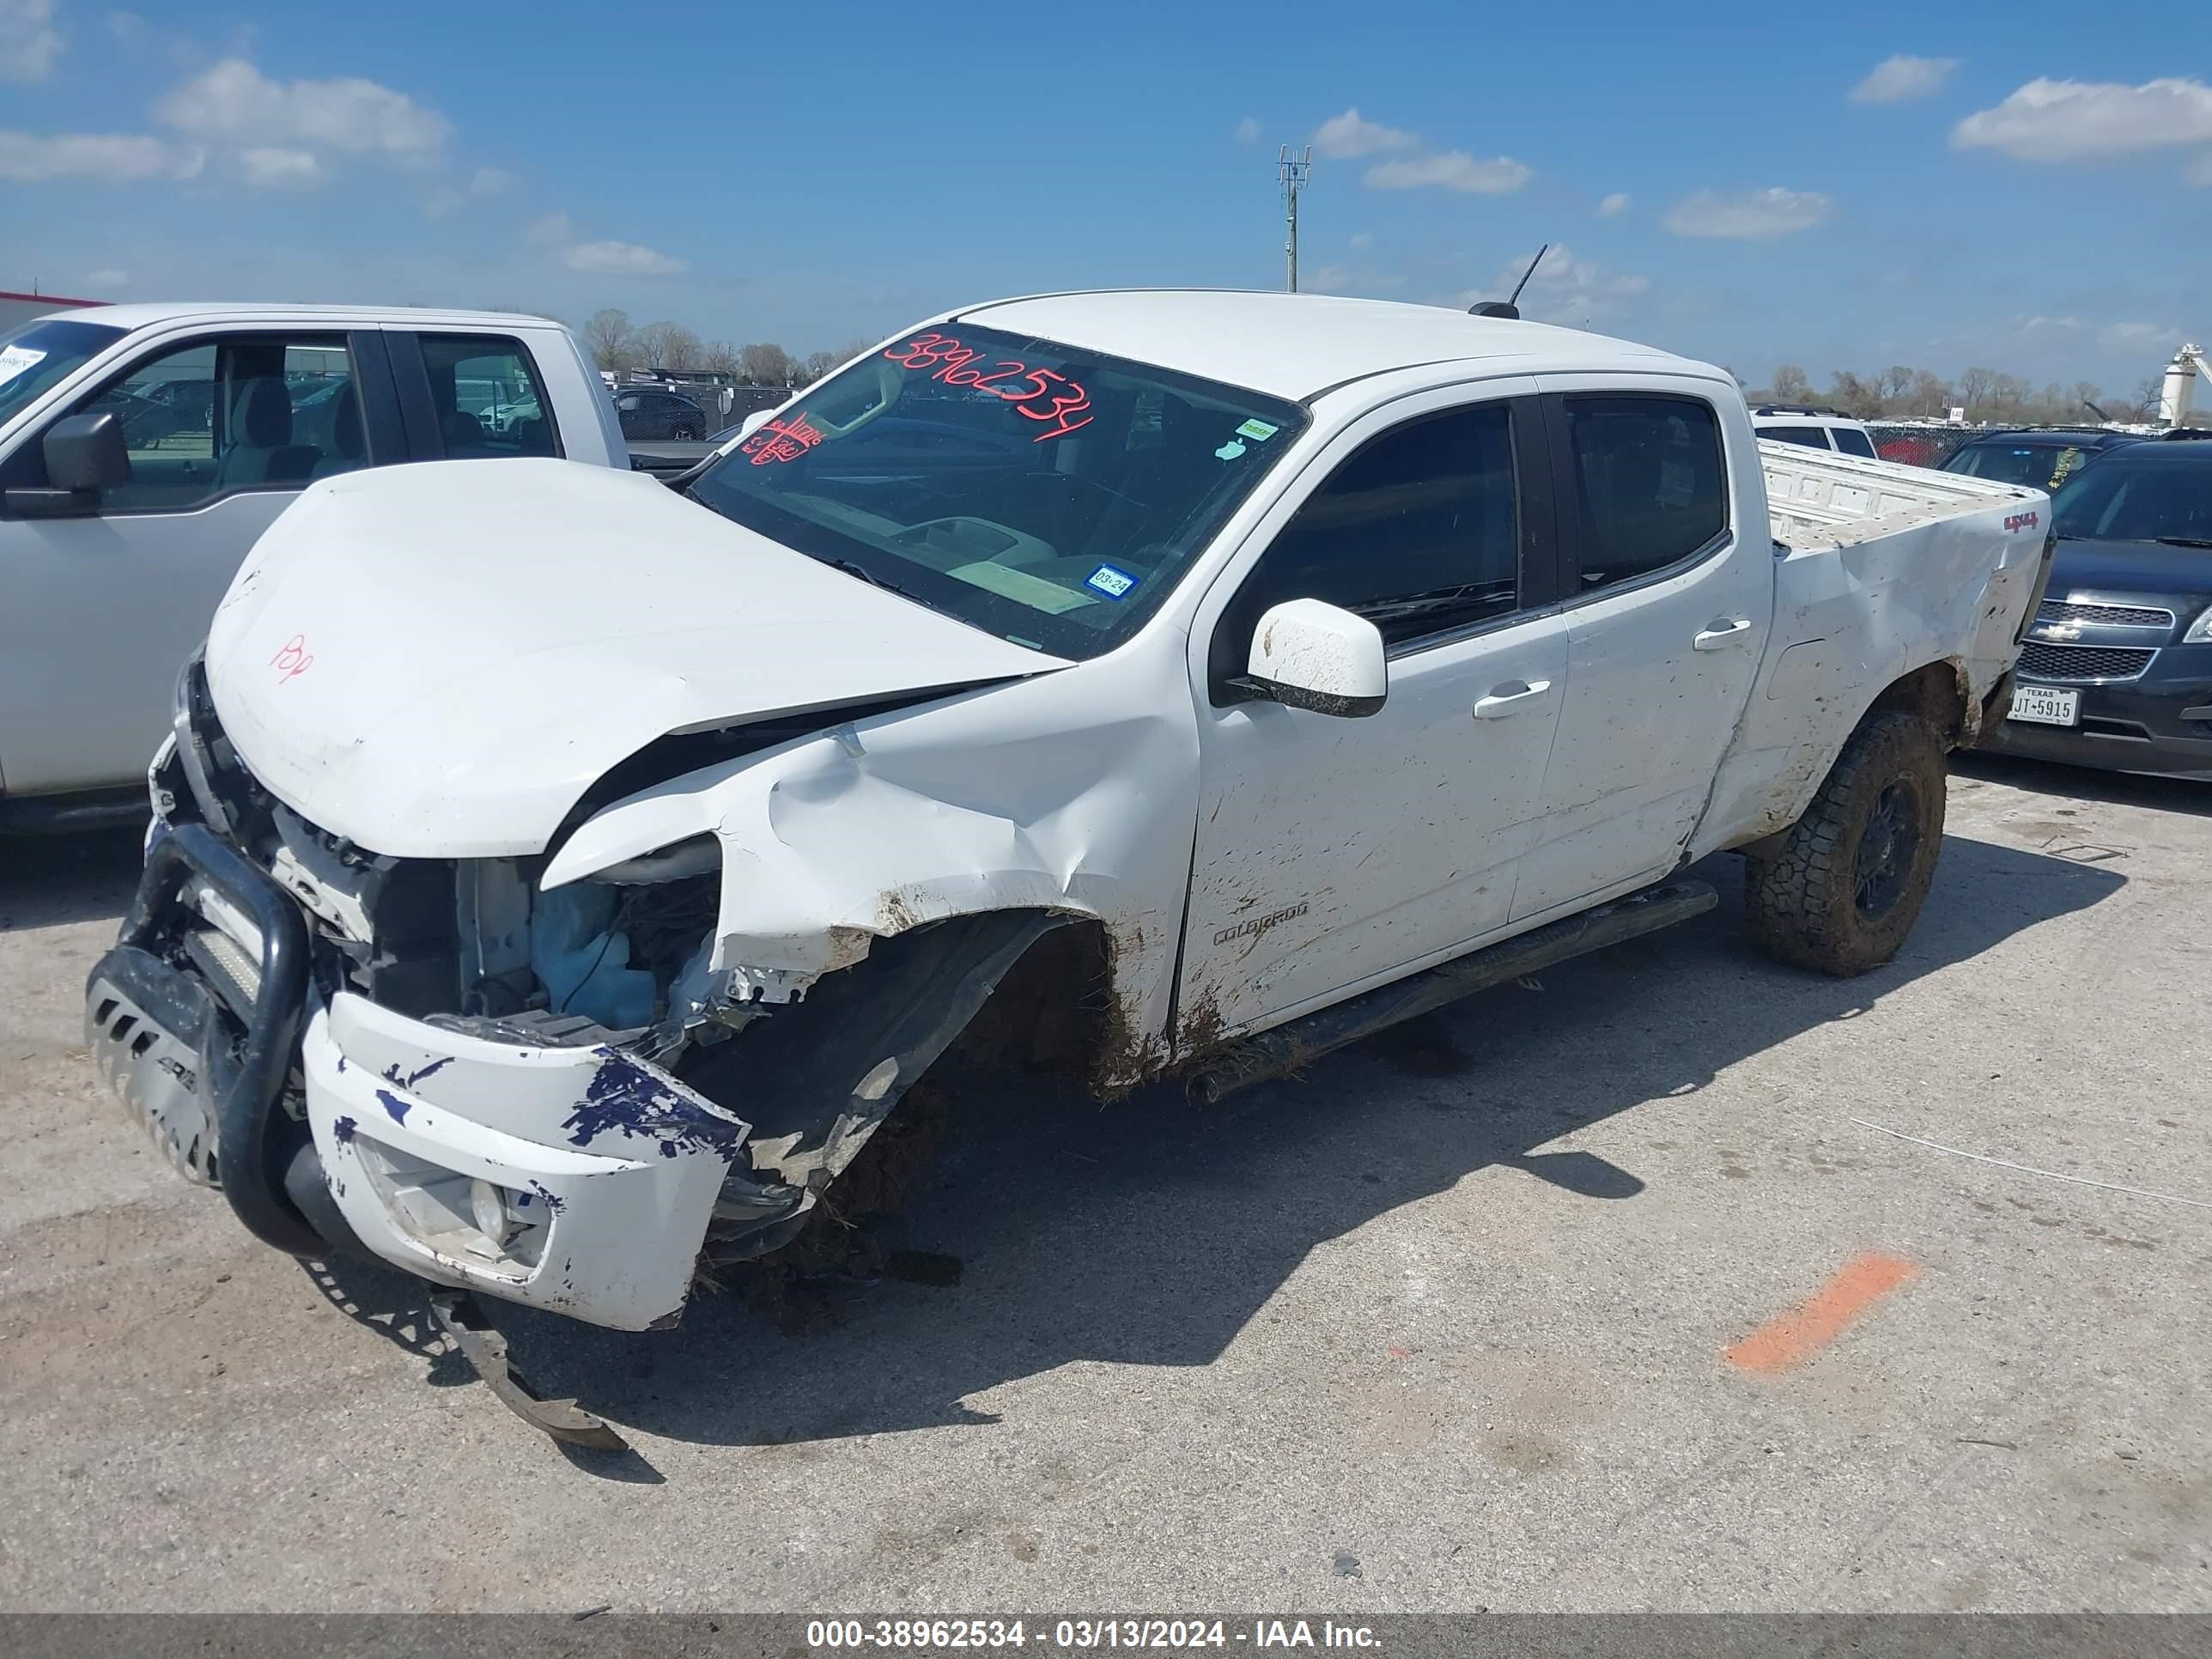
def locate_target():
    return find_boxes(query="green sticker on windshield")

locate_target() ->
[1236,418,1279,441]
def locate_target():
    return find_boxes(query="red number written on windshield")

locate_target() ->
[883,334,1094,441]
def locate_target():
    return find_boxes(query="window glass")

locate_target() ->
[2052,453,2212,544]
[0,317,127,427]
[1226,404,1522,658]
[1832,428,1877,459]
[1946,441,2091,492]
[1565,395,1728,592]
[1759,425,1832,450]
[64,333,366,512]
[419,334,558,458]
[686,323,1307,660]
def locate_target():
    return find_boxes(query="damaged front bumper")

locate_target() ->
[86,823,806,1332]
[303,997,756,1329]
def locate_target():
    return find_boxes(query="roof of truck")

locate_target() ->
[31,301,565,332]
[956,289,1710,402]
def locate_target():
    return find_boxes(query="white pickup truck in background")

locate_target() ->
[82,291,2051,1441]
[0,303,627,829]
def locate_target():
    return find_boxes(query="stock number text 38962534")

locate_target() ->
[884,335,1094,441]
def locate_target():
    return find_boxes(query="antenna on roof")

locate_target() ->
[1468,243,1547,319]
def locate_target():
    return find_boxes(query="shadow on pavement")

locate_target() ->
[1954,749,2212,819]
[308,832,2124,1463]
[0,826,145,933]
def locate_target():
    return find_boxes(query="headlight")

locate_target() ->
[2185,607,2212,644]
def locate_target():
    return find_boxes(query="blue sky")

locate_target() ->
[3,0,2208,397]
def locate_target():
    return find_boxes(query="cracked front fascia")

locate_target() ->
[540,643,1200,1085]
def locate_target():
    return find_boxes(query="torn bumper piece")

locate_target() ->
[304,993,764,1331]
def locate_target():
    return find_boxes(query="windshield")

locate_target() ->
[685,323,1307,658]
[1944,439,2097,492]
[2052,452,2212,544]
[0,316,127,428]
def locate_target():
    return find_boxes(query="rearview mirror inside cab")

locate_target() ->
[1240,599,1387,717]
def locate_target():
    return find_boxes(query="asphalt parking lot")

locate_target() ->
[3,754,2208,1613]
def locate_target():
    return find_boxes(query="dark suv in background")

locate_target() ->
[1941,427,2142,493]
[612,386,707,441]
[1981,436,2212,780]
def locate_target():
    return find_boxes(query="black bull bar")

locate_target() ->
[83,823,328,1255]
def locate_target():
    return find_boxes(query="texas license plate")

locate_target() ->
[2009,684,2080,726]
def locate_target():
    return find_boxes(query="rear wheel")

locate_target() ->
[1745,711,1948,976]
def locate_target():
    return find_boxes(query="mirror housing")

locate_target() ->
[46,412,132,492]
[1240,599,1387,717]
[3,412,131,519]
[737,407,775,441]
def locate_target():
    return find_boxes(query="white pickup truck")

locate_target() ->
[0,302,627,828]
[83,291,2051,1430]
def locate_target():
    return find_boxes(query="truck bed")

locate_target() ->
[1759,439,2041,549]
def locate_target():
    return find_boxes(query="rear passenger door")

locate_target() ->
[1509,383,1773,922]
[387,332,564,461]
[0,327,400,795]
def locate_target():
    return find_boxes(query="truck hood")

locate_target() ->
[205,459,1066,858]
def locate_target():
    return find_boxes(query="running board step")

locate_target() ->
[1185,878,1718,1104]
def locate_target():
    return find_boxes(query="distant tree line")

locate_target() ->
[1741,362,2166,426]
[579,307,871,387]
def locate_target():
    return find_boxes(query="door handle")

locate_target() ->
[1693,618,1754,650]
[1473,678,1553,719]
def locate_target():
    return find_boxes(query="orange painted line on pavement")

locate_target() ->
[1727,1252,1916,1376]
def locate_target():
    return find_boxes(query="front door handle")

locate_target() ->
[1473,678,1553,719]
[1693,618,1754,650]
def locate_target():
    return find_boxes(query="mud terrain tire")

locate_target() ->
[1746,712,1948,976]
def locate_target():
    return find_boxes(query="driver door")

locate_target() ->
[1177,380,1569,1040]
[0,328,392,796]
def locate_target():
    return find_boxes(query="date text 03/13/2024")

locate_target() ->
[804,1620,1383,1650]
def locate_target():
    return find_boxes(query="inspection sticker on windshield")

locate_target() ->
[1085,564,1138,600]
[1236,418,1279,441]
[0,343,46,387]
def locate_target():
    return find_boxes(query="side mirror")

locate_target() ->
[1240,599,1387,717]
[736,408,775,441]
[3,412,132,519]
[46,412,133,492]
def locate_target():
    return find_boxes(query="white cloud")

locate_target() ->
[468,165,511,194]
[526,210,576,246]
[1313,107,1416,159]
[1364,149,1530,193]
[1662,186,1832,240]
[239,145,329,189]
[1348,230,1374,250]
[2101,320,2174,349]
[1307,264,1407,295]
[1954,76,2212,162]
[562,239,686,276]
[0,130,204,183]
[155,57,451,162]
[1453,243,1651,323]
[1596,191,1631,217]
[1850,55,1958,105]
[1233,115,1261,147]
[85,267,129,290]
[0,0,61,82]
